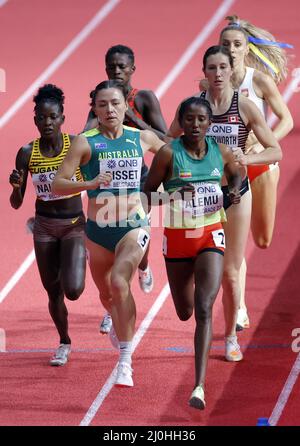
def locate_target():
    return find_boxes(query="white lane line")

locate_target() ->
[256,69,300,426]
[0,250,35,303]
[268,67,300,127]
[268,352,300,426]
[0,0,120,129]
[155,0,236,100]
[80,283,170,426]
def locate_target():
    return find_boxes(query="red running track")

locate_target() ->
[0,0,300,426]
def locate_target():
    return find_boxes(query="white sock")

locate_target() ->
[139,266,149,275]
[119,341,132,366]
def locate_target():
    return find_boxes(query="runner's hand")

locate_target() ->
[228,186,241,205]
[232,148,247,166]
[177,183,195,201]
[88,172,112,189]
[9,169,24,188]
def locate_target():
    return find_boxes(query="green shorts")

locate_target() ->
[85,210,149,252]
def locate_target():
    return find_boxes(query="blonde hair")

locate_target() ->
[221,15,291,83]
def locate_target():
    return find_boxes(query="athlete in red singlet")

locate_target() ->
[84,45,168,333]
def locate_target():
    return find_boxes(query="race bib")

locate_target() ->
[137,229,150,252]
[181,182,223,217]
[32,172,76,201]
[100,157,142,189]
[212,229,226,248]
[207,123,239,148]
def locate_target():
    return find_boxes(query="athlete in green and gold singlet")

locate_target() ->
[53,80,165,388]
[83,45,169,301]
[144,97,241,410]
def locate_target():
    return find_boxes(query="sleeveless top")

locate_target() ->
[126,87,148,178]
[163,136,226,229]
[81,125,144,198]
[28,133,81,201]
[126,88,143,123]
[239,67,268,119]
[200,90,249,152]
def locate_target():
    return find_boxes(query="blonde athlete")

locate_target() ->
[219,15,293,329]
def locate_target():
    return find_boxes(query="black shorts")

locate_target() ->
[33,213,85,243]
[222,177,249,210]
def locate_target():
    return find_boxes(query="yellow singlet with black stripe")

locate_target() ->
[28,133,82,201]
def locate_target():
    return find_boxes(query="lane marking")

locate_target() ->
[264,73,300,423]
[0,0,120,129]
[268,352,300,426]
[0,0,8,7]
[80,283,170,426]
[0,250,35,303]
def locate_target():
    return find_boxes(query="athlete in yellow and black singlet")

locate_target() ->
[9,85,86,367]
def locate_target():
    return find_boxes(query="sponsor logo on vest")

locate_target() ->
[95,143,107,149]
[241,88,249,97]
[126,138,138,147]
[179,171,192,178]
[228,115,238,123]
[107,160,117,169]
[210,168,221,177]
[39,174,48,182]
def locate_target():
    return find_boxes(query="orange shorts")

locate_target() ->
[247,163,278,183]
[163,222,225,260]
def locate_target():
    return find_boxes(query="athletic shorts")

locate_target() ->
[85,211,149,253]
[163,222,225,261]
[222,176,249,210]
[247,163,279,183]
[33,213,85,243]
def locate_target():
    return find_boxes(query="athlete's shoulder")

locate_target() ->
[81,128,101,138]
[136,89,155,97]
[20,141,34,156]
[252,68,277,91]
[135,89,159,103]
[68,134,76,143]
[16,141,34,168]
[123,124,140,134]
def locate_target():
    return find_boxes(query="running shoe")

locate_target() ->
[236,308,250,331]
[109,324,119,350]
[99,313,112,334]
[225,335,243,362]
[115,362,134,387]
[189,385,206,410]
[50,343,71,366]
[138,267,154,294]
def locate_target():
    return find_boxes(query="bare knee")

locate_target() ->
[65,283,84,301]
[177,308,193,321]
[110,274,129,301]
[254,236,271,249]
[195,298,213,323]
[223,267,239,290]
